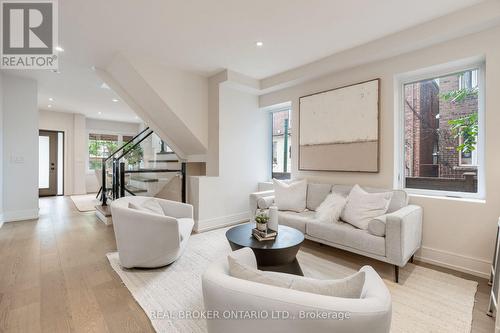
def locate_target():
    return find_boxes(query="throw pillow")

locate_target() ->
[306,183,333,211]
[340,185,393,230]
[273,179,307,212]
[315,192,347,223]
[128,198,164,216]
[367,215,387,237]
[228,248,365,298]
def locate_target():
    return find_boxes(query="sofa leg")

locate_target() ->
[394,265,399,283]
[410,255,414,263]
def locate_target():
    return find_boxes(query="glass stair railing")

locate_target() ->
[98,128,186,206]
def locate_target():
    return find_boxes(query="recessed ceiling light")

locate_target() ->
[47,104,52,108]
[55,46,64,52]
[98,111,102,115]
[49,97,54,101]
[256,41,263,47]
[100,82,110,90]
[112,98,119,102]
[135,115,139,119]
[52,70,61,74]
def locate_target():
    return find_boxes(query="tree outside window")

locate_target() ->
[88,134,119,170]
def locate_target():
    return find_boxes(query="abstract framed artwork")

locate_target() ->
[298,79,380,172]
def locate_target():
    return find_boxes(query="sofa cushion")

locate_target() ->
[367,215,387,237]
[307,220,386,257]
[273,179,307,212]
[315,192,346,223]
[306,183,333,211]
[332,184,408,213]
[278,210,316,233]
[340,185,393,230]
[228,248,365,298]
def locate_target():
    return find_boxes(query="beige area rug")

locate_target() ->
[106,227,478,333]
[70,194,100,212]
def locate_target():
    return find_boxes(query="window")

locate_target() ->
[123,135,134,143]
[88,133,119,170]
[271,108,291,179]
[399,65,483,197]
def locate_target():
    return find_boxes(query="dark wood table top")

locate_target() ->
[226,223,304,250]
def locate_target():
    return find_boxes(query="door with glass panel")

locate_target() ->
[39,130,63,196]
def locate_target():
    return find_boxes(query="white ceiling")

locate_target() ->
[2,0,486,122]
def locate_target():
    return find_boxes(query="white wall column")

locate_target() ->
[1,75,39,223]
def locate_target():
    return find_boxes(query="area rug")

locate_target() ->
[106,227,478,333]
[70,194,100,212]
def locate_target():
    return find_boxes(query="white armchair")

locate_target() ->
[202,249,392,333]
[111,196,194,268]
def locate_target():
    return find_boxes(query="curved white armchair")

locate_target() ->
[111,196,194,268]
[202,249,392,333]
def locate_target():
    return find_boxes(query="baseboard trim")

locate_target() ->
[1,208,39,223]
[416,245,490,279]
[195,211,250,233]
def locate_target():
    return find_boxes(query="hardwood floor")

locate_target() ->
[0,196,154,333]
[0,196,495,332]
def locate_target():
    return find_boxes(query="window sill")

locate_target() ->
[407,191,485,204]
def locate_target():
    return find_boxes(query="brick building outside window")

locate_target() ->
[403,69,480,193]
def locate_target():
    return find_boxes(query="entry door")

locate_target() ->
[39,130,59,196]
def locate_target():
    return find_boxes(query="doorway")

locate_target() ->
[39,130,64,196]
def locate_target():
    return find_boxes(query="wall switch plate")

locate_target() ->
[10,155,25,164]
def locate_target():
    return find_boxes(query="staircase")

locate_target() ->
[95,128,186,225]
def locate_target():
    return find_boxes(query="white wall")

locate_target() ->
[132,60,209,149]
[102,55,208,159]
[259,25,500,278]
[39,110,81,195]
[86,118,140,135]
[2,75,38,222]
[191,81,271,231]
[39,111,141,195]
[0,74,3,227]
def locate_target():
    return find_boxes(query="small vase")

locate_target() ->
[268,206,279,233]
[257,223,267,232]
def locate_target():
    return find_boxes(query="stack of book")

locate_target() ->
[252,228,277,241]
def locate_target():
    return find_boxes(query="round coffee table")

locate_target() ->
[225,223,304,276]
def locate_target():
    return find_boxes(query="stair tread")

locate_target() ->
[148,160,180,163]
[95,204,112,217]
[130,177,159,183]
[125,185,148,193]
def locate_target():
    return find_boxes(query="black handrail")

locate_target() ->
[101,127,151,205]
[104,127,150,162]
[99,128,187,205]
[115,129,154,161]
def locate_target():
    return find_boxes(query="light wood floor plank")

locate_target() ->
[0,196,494,332]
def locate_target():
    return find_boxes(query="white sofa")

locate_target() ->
[111,196,194,268]
[202,247,392,333]
[250,184,422,282]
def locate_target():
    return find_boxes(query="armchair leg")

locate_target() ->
[410,255,414,263]
[394,265,399,283]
